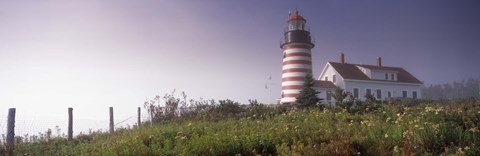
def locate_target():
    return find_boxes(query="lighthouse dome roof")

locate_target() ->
[288,10,306,22]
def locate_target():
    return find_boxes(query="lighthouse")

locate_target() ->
[280,10,315,105]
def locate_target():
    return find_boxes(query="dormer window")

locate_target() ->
[385,73,389,80]
[391,74,394,80]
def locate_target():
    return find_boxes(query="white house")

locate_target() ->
[316,53,423,103]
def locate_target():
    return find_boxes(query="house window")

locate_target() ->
[376,89,382,99]
[402,91,407,98]
[412,91,417,99]
[327,91,332,100]
[387,91,392,98]
[353,88,359,99]
[325,76,328,81]
[332,75,336,83]
[391,74,394,80]
[385,73,389,80]
[366,89,371,96]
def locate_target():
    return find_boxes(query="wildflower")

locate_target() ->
[397,113,401,117]
[414,125,419,128]
[385,133,389,138]
[403,130,409,138]
[188,122,192,126]
[394,146,400,153]
[456,147,464,154]
[465,146,470,151]
[386,117,391,122]
[383,111,386,114]
[469,127,479,133]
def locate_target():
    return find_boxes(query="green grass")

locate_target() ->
[7,99,480,155]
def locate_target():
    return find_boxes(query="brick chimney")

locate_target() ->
[340,53,345,64]
[376,57,382,66]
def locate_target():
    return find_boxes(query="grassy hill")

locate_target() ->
[7,99,480,155]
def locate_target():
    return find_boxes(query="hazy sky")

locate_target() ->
[1,0,479,135]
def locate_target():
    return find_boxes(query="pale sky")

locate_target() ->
[1,0,479,135]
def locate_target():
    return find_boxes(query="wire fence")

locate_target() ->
[0,108,150,144]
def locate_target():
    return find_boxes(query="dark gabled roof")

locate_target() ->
[328,62,422,84]
[314,80,337,89]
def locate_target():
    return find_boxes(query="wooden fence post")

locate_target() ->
[109,107,114,133]
[6,108,16,156]
[137,107,141,127]
[68,107,73,140]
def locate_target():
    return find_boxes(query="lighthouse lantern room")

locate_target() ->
[280,10,315,105]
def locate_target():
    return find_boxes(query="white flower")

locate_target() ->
[385,133,389,138]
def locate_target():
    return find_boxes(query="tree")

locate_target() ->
[295,73,321,108]
[333,87,349,105]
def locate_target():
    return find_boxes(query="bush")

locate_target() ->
[13,98,480,155]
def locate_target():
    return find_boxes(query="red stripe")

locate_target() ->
[285,53,311,57]
[283,68,311,73]
[282,45,312,49]
[282,77,305,81]
[283,60,311,65]
[282,85,303,90]
[279,102,296,105]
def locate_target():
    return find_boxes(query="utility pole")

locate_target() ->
[265,76,272,104]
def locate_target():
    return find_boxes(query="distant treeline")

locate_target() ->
[421,78,480,99]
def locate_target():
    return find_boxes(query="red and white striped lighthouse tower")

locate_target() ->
[280,10,315,105]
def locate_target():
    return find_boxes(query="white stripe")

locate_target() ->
[282,90,301,94]
[283,56,311,62]
[281,98,296,103]
[282,72,307,78]
[283,64,311,70]
[284,49,310,54]
[282,81,304,86]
